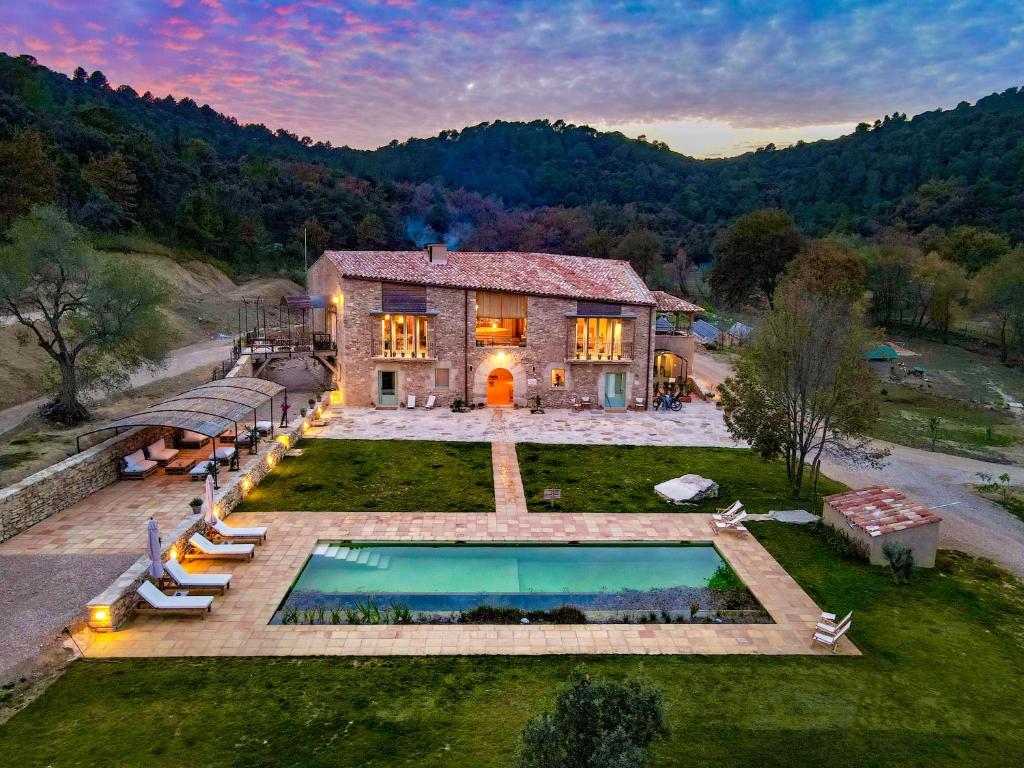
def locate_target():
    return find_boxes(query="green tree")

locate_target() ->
[939,226,1009,275]
[711,209,804,309]
[785,239,867,301]
[518,667,668,768]
[355,212,386,248]
[911,252,968,343]
[298,217,330,260]
[81,152,139,216]
[865,242,916,326]
[613,228,662,281]
[0,207,174,424]
[971,249,1024,363]
[0,129,58,227]
[718,281,881,496]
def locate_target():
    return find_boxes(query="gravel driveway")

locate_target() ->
[823,442,1024,578]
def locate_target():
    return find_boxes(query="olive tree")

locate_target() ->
[518,667,668,768]
[718,280,882,496]
[0,207,173,424]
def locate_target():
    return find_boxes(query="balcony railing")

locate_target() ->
[475,335,527,347]
[567,340,634,362]
[372,339,433,359]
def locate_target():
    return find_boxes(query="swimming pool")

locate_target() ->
[274,542,763,622]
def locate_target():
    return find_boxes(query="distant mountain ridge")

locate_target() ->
[1,51,1021,272]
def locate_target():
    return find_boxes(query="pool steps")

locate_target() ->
[311,545,391,569]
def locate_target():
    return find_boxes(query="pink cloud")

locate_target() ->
[154,16,205,41]
[24,36,51,51]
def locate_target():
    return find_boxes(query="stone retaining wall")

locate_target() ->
[87,415,305,631]
[0,354,252,544]
[0,425,175,543]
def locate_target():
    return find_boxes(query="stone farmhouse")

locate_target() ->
[307,244,698,410]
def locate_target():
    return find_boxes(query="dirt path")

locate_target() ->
[0,337,233,437]
[823,441,1024,578]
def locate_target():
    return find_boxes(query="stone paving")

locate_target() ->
[320,403,739,446]
[67,417,856,657]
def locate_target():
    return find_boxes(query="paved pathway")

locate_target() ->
[320,402,739,446]
[492,441,528,518]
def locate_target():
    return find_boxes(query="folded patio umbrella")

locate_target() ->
[147,517,164,580]
[203,474,217,526]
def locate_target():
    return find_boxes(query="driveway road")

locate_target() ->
[822,442,1024,578]
[0,337,233,437]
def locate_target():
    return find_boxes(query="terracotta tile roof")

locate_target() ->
[651,290,702,314]
[824,486,942,536]
[322,250,655,305]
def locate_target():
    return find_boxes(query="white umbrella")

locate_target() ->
[147,517,164,580]
[203,474,217,526]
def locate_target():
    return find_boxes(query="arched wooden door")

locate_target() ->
[486,368,514,406]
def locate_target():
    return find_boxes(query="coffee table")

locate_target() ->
[165,458,196,475]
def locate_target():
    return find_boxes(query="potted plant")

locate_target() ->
[189,497,203,514]
[245,427,260,454]
[529,393,545,414]
[308,397,316,409]
[300,407,308,418]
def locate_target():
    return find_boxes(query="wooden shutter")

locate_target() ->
[382,283,427,312]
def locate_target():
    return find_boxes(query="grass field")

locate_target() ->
[234,439,495,513]
[2,523,1023,767]
[517,444,847,513]
[871,384,1023,463]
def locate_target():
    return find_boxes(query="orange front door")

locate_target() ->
[486,368,514,406]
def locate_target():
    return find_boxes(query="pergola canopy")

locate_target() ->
[281,293,330,311]
[75,376,286,448]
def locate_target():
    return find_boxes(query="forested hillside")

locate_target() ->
[1,51,1022,277]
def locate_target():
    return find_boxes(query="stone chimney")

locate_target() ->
[425,243,448,265]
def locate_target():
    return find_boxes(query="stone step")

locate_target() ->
[333,547,351,559]
[312,543,329,556]
[345,549,360,562]
[367,553,380,567]
[377,555,391,570]
[323,545,340,558]
[356,550,371,565]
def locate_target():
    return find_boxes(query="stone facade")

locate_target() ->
[307,260,657,410]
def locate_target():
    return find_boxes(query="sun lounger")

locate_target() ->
[211,517,267,545]
[122,449,158,479]
[712,501,744,521]
[190,460,214,480]
[180,430,211,449]
[255,420,274,436]
[812,612,852,653]
[406,395,416,409]
[424,395,436,409]
[162,558,231,594]
[708,510,748,535]
[187,533,255,561]
[208,446,236,465]
[136,580,213,617]
[816,610,852,635]
[145,438,179,465]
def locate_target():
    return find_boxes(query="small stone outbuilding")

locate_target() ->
[823,486,942,568]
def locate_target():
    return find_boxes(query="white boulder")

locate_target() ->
[654,474,719,504]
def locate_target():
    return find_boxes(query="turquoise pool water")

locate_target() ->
[278,542,734,615]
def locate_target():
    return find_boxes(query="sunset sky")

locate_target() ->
[2,0,1022,157]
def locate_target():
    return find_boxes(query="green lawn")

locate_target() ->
[516,444,847,513]
[233,439,495,513]
[2,523,1024,766]
[871,384,1023,463]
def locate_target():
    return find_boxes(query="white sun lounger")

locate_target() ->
[255,420,274,435]
[163,559,231,594]
[212,517,267,544]
[812,613,852,653]
[708,510,748,535]
[136,580,213,616]
[424,395,436,409]
[816,610,852,635]
[712,500,744,521]
[208,446,236,464]
[187,533,254,560]
[406,395,416,409]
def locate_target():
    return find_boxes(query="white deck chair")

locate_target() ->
[212,517,267,544]
[708,510,748,535]
[187,533,254,560]
[136,580,213,616]
[163,559,231,594]
[406,395,416,409]
[424,395,436,409]
[812,614,852,653]
[712,500,744,521]
[816,610,852,635]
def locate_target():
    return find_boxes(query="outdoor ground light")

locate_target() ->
[276,434,291,449]
[241,476,253,492]
[168,547,177,561]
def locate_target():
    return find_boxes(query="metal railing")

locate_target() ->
[566,340,634,361]
[372,339,433,359]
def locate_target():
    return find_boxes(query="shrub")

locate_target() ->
[460,605,587,624]
[813,519,869,561]
[706,564,743,590]
[518,667,668,768]
[883,541,914,585]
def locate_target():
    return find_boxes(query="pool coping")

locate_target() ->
[74,510,859,657]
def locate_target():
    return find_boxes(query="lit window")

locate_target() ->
[550,369,566,389]
[435,367,450,388]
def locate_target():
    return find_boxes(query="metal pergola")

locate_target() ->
[74,377,287,489]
